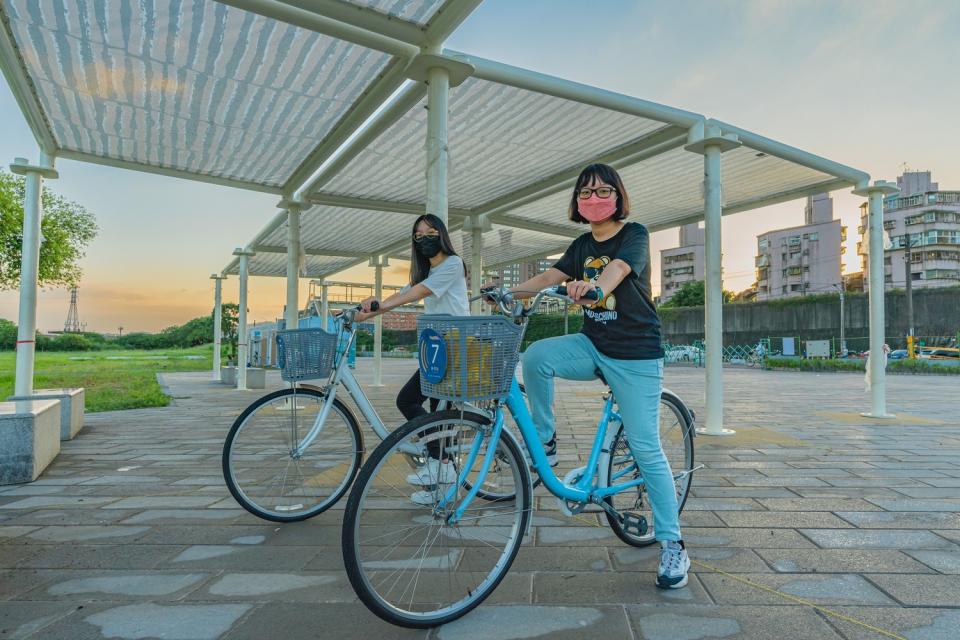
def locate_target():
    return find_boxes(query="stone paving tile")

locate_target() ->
[755,548,935,574]
[119,509,246,524]
[9,544,183,570]
[191,571,356,603]
[866,573,960,606]
[715,511,852,529]
[28,601,255,640]
[13,525,152,544]
[698,573,896,606]
[2,509,135,526]
[680,527,816,549]
[433,604,630,640]
[101,496,222,509]
[614,546,772,574]
[755,497,883,511]
[903,549,960,574]
[0,526,39,540]
[683,498,765,511]
[835,510,960,529]
[624,604,843,640]
[799,528,954,549]
[156,544,322,571]
[0,497,119,510]
[128,525,279,546]
[690,487,796,498]
[534,571,712,605]
[868,498,960,512]
[0,601,78,639]
[826,606,960,640]
[0,569,62,600]
[19,570,213,601]
[223,603,431,639]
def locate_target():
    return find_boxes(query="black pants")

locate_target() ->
[396,370,442,458]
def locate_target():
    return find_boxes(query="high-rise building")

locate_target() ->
[483,258,554,289]
[659,223,705,303]
[858,171,960,291]
[755,193,845,300]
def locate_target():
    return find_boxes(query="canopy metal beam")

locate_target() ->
[308,193,472,218]
[214,0,420,58]
[57,150,285,195]
[447,50,703,129]
[278,0,429,46]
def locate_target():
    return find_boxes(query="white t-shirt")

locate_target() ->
[419,255,470,316]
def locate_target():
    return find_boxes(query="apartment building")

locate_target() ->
[660,223,705,303]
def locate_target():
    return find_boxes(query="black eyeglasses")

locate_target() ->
[577,186,617,200]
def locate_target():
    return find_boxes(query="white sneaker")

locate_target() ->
[657,540,690,589]
[406,459,457,487]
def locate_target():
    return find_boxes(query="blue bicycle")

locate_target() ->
[341,286,698,627]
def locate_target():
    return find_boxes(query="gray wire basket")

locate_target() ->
[417,315,524,402]
[276,328,339,382]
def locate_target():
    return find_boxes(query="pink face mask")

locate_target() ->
[578,196,617,223]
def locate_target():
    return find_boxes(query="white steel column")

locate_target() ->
[854,181,899,418]
[371,256,385,386]
[210,274,225,381]
[234,248,255,391]
[425,66,450,225]
[10,154,57,397]
[465,216,490,314]
[285,205,301,331]
[685,123,740,436]
[320,281,329,323]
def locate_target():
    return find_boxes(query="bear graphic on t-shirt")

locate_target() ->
[582,256,616,311]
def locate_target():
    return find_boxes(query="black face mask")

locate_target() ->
[415,236,443,259]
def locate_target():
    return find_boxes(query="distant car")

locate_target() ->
[928,348,960,360]
[918,348,935,359]
[888,350,908,360]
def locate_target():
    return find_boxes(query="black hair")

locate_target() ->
[409,214,463,285]
[568,163,631,224]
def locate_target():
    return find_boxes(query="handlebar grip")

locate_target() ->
[353,301,380,312]
[556,285,599,301]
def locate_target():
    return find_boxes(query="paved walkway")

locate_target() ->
[1,360,958,639]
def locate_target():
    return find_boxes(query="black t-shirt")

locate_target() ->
[552,222,664,360]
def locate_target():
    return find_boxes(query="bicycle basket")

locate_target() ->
[276,328,339,382]
[417,315,523,402]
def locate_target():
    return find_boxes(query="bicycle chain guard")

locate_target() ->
[557,466,588,516]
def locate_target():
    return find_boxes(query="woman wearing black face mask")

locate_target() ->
[356,214,469,504]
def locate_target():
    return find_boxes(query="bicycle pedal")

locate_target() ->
[621,511,648,537]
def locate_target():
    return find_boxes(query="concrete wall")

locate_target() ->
[660,286,960,347]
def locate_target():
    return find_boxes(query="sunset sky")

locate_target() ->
[1,0,958,333]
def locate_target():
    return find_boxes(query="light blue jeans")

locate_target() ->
[522,333,681,542]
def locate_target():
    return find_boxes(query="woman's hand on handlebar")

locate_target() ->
[479,283,503,306]
[563,280,600,305]
[359,296,379,313]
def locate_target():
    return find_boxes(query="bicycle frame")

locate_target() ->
[443,376,645,523]
[292,316,392,457]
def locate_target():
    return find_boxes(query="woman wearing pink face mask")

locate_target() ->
[492,163,689,590]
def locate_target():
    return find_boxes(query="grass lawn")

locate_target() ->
[0,345,214,412]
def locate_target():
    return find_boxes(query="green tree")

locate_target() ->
[220,303,239,360]
[0,171,98,289]
[659,280,734,308]
[0,318,16,350]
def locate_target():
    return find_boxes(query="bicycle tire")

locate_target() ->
[222,387,363,522]
[601,391,695,547]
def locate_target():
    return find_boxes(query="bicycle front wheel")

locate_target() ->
[342,410,531,628]
[601,391,694,547]
[222,387,363,522]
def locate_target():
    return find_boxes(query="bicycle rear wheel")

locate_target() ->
[342,410,531,628]
[222,387,362,522]
[601,391,694,547]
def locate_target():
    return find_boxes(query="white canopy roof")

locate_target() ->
[0,0,869,281]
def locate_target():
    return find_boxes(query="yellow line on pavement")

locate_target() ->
[569,514,906,640]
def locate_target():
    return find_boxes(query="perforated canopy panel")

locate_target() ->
[349,0,446,23]
[320,77,672,209]
[224,251,359,279]
[1,0,402,188]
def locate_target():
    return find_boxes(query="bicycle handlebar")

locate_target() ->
[476,285,597,318]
